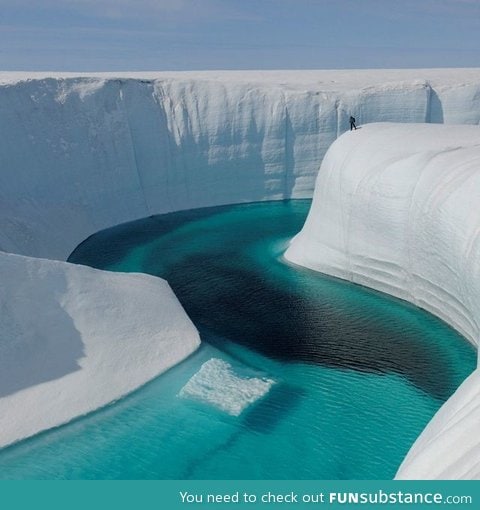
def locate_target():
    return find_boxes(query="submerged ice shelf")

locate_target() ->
[286,123,480,479]
[179,358,275,416]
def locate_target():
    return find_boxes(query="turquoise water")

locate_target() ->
[0,200,475,479]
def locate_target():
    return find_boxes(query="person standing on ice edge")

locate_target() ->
[349,116,357,130]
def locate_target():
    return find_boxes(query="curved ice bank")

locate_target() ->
[1,69,480,260]
[285,123,480,479]
[396,370,480,479]
[0,251,200,448]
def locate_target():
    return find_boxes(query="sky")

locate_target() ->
[0,0,479,71]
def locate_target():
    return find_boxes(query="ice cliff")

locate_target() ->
[285,123,480,479]
[2,70,480,457]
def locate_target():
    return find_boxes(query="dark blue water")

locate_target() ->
[0,200,475,479]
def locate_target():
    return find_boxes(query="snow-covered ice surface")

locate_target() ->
[179,358,275,416]
[285,123,480,479]
[0,251,200,448]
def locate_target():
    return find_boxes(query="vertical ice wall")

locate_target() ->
[1,72,474,260]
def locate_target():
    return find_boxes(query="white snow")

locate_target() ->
[0,251,200,448]
[179,358,275,416]
[285,122,480,479]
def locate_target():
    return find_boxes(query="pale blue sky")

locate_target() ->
[1,0,479,71]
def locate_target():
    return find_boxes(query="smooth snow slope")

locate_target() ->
[285,123,480,479]
[0,251,200,448]
[1,69,480,260]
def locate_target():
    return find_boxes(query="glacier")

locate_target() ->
[1,69,480,468]
[285,123,480,479]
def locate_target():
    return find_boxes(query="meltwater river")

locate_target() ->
[0,200,475,479]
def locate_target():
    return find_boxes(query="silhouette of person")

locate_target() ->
[349,116,357,130]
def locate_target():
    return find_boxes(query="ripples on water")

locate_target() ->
[0,200,475,479]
